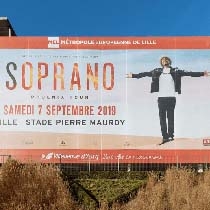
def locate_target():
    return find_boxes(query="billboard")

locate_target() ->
[0,36,210,164]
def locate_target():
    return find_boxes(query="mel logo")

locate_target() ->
[48,37,60,48]
[203,139,210,146]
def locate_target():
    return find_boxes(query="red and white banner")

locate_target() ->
[0,36,210,163]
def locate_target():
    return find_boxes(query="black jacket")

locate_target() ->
[132,67,204,94]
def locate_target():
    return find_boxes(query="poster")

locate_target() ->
[0,36,210,164]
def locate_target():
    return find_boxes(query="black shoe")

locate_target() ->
[168,137,174,141]
[159,138,169,145]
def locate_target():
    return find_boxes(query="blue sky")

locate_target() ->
[2,0,210,36]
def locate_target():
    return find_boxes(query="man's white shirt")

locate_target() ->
[158,67,176,97]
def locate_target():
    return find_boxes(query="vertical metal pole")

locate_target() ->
[59,155,62,169]
[88,158,90,173]
[9,27,11,37]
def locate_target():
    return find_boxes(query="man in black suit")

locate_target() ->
[126,56,208,144]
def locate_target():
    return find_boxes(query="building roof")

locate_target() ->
[0,17,16,36]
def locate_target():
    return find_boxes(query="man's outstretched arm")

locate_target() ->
[126,71,152,79]
[180,70,209,77]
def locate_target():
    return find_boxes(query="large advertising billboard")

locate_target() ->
[0,36,210,164]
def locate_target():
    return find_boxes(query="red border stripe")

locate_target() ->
[0,149,210,164]
[0,36,210,49]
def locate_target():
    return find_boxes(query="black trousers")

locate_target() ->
[158,97,176,139]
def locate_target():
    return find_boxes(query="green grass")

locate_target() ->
[76,178,145,206]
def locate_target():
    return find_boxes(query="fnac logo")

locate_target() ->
[48,37,60,48]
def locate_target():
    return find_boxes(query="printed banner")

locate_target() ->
[0,36,210,163]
